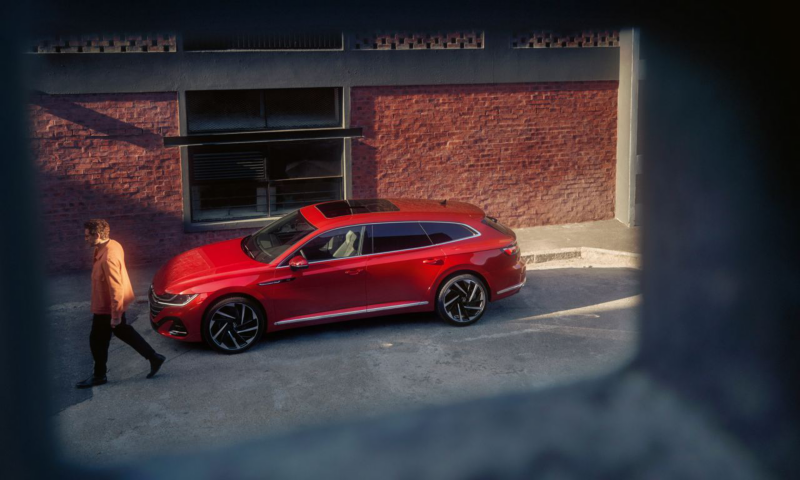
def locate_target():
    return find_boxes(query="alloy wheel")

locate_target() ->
[207,302,262,352]
[442,277,486,323]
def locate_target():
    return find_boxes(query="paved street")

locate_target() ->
[48,267,640,466]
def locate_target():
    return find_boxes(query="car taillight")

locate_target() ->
[503,243,518,256]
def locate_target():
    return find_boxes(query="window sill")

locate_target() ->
[184,217,280,233]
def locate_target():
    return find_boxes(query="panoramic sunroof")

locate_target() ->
[316,199,399,218]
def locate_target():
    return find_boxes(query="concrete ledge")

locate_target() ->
[522,247,641,269]
[525,248,582,264]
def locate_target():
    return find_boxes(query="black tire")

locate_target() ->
[436,273,488,326]
[201,296,266,354]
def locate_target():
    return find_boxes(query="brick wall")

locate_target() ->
[28,93,251,272]
[29,83,618,272]
[351,82,618,228]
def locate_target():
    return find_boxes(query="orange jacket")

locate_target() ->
[91,239,135,325]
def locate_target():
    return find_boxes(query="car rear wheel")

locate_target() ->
[202,297,265,354]
[436,274,487,326]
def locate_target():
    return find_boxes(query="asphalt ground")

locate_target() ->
[48,266,640,466]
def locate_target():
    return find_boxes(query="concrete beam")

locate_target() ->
[27,42,619,95]
[615,28,640,227]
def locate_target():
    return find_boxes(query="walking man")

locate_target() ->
[76,219,166,388]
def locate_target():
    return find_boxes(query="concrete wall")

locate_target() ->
[28,33,619,94]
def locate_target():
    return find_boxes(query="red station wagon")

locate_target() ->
[149,199,526,353]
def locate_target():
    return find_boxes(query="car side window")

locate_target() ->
[299,226,363,262]
[420,222,475,244]
[371,223,432,254]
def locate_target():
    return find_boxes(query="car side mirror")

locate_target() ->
[289,255,309,270]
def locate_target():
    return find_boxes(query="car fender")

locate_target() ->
[431,251,498,302]
[188,276,274,323]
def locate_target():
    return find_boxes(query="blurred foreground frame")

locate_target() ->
[4,1,797,478]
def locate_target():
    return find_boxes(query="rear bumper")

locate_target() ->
[494,260,527,299]
[497,276,526,295]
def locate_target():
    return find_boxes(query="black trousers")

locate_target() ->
[90,312,157,377]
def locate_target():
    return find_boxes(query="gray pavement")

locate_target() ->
[50,267,639,466]
[515,219,640,255]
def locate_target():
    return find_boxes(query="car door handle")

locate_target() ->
[344,268,364,276]
[422,258,444,265]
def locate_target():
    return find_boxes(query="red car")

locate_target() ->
[149,199,526,353]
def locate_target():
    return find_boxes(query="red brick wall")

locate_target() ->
[351,82,618,228]
[28,93,252,272]
[29,83,618,272]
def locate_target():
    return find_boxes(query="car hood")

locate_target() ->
[152,238,262,293]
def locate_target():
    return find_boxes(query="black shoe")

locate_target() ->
[75,375,107,389]
[147,353,166,378]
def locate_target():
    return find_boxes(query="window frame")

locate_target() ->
[248,210,318,263]
[185,87,343,134]
[295,225,367,263]
[276,221,481,268]
[179,87,351,232]
[186,141,345,224]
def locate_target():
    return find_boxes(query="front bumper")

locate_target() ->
[149,287,207,342]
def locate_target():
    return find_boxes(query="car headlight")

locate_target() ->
[156,292,198,307]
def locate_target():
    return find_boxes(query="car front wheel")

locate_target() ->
[202,297,265,354]
[436,274,487,326]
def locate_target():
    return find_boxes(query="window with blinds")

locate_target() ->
[185,88,344,223]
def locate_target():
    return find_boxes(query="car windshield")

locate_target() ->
[246,211,316,263]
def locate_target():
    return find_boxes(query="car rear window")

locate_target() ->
[482,217,516,238]
[420,222,475,244]
[369,223,432,254]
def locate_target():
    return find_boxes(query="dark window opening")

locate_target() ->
[263,88,340,130]
[182,32,343,51]
[299,226,364,262]
[271,177,342,217]
[189,140,343,222]
[193,184,267,214]
[268,141,342,180]
[186,88,341,134]
[186,90,265,133]
[420,222,475,244]
[371,223,432,254]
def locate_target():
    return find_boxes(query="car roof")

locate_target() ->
[300,198,485,230]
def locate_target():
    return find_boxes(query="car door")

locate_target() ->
[364,222,446,310]
[267,226,367,325]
